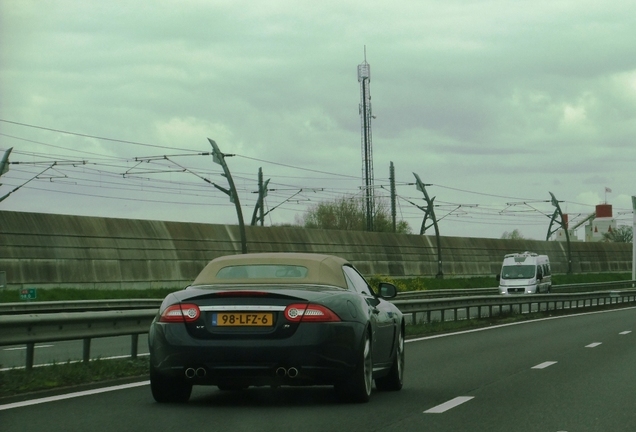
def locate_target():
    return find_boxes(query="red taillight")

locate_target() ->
[284,303,341,323]
[159,303,201,323]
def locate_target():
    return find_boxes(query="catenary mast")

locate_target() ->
[358,48,374,231]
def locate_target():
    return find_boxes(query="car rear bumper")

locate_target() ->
[149,320,365,386]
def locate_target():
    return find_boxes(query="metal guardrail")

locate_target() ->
[397,288,497,299]
[0,309,156,345]
[551,280,636,292]
[1,284,635,370]
[394,289,636,325]
[395,280,636,299]
[0,309,156,370]
[0,299,162,315]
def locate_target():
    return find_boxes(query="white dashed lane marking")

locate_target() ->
[619,331,631,335]
[424,396,474,414]
[585,342,602,348]
[3,345,54,351]
[532,361,558,369]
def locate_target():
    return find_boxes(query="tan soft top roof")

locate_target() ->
[191,252,350,288]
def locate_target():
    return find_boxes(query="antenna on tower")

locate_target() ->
[358,46,374,231]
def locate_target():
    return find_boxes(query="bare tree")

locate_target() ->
[501,229,525,240]
[299,196,411,234]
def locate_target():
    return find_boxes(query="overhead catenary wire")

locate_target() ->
[1,119,630,235]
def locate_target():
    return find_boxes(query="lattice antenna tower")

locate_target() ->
[358,47,374,231]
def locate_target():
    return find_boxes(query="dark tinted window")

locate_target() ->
[216,265,308,279]
[501,265,536,279]
[342,265,373,296]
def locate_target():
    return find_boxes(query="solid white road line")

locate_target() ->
[585,342,602,348]
[0,381,150,411]
[532,361,558,369]
[424,396,474,414]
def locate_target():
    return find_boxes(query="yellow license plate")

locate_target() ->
[213,312,273,327]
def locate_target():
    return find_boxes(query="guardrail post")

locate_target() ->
[131,334,139,359]
[83,338,91,363]
[26,342,35,370]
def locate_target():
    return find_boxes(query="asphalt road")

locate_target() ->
[1,307,635,432]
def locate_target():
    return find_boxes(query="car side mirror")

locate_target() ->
[377,282,397,299]
[496,274,501,281]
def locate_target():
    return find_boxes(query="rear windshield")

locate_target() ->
[215,264,308,280]
[501,265,536,280]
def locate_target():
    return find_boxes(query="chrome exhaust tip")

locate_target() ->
[275,367,287,377]
[196,367,207,377]
[287,367,299,378]
[185,368,196,379]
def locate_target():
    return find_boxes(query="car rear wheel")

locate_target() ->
[150,368,193,403]
[335,330,372,403]
[375,328,404,391]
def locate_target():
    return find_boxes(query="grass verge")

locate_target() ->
[0,357,149,400]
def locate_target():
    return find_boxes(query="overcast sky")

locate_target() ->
[1,0,635,240]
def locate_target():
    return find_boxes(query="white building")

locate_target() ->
[585,204,617,242]
[554,204,617,242]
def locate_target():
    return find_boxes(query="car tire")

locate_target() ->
[335,330,372,403]
[375,328,404,391]
[150,368,192,403]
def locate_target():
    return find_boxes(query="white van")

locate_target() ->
[496,252,552,295]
